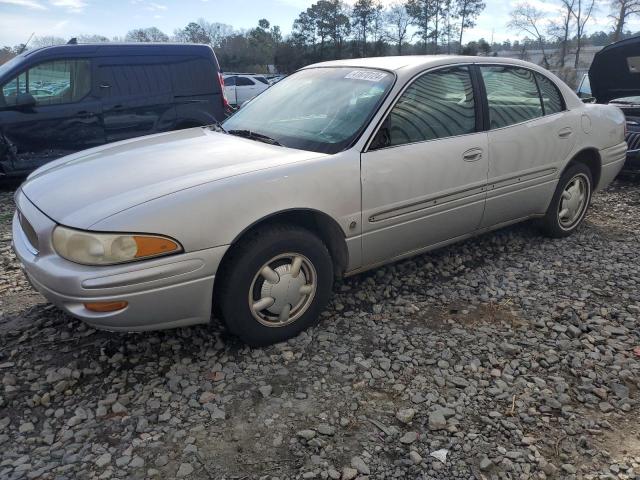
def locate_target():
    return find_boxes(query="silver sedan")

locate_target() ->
[12,56,626,346]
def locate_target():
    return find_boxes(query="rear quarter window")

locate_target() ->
[171,57,218,96]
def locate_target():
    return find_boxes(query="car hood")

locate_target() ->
[21,127,325,229]
[590,36,640,104]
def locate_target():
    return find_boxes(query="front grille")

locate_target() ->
[17,210,39,253]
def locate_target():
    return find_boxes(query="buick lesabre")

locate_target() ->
[12,56,627,345]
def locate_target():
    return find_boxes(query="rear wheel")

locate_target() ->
[540,163,592,238]
[216,225,333,346]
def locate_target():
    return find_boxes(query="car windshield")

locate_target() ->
[223,67,394,154]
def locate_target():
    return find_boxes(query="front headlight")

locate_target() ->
[52,226,182,266]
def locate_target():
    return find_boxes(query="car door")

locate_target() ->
[97,57,176,143]
[479,65,578,227]
[0,58,102,173]
[235,76,258,104]
[360,65,489,266]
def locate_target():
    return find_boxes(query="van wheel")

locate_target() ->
[540,163,592,238]
[216,225,333,347]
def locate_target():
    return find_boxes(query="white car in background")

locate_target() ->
[223,74,270,106]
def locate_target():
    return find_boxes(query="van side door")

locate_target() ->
[97,56,176,143]
[0,58,102,174]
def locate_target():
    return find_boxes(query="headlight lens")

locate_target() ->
[52,226,182,265]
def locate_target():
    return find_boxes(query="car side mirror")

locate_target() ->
[581,96,596,104]
[15,92,36,109]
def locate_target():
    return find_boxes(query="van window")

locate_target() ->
[480,66,543,129]
[98,63,171,97]
[224,76,236,86]
[1,59,91,106]
[1,72,27,106]
[171,58,218,96]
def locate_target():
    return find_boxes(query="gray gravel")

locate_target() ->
[1,179,639,479]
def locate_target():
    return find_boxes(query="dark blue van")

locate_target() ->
[0,43,228,176]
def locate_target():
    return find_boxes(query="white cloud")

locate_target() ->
[130,0,167,11]
[50,0,87,12]
[0,0,46,9]
[146,1,167,10]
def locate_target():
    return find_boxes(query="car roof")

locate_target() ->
[20,43,214,61]
[303,54,583,109]
[305,55,550,74]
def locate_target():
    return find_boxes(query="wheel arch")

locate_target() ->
[566,147,602,189]
[224,208,349,279]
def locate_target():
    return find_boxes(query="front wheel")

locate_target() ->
[216,225,334,346]
[540,163,593,238]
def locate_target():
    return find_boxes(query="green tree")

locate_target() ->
[455,0,485,52]
[175,22,211,44]
[385,1,411,54]
[125,27,169,43]
[352,0,377,56]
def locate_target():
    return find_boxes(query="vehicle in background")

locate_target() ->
[265,74,286,85]
[0,43,227,176]
[13,56,626,346]
[223,74,269,107]
[588,35,640,172]
[576,74,592,100]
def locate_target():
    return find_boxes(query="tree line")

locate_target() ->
[1,0,639,73]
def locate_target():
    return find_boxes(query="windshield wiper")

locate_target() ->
[205,121,227,133]
[227,129,282,146]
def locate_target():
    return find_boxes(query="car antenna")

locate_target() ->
[17,32,34,54]
[67,37,78,45]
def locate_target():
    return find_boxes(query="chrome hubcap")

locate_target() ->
[558,174,589,230]
[249,253,317,327]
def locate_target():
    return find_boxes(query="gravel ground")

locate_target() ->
[1,180,639,480]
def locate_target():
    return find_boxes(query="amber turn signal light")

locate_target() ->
[133,236,180,258]
[84,301,128,312]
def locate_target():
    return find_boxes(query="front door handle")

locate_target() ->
[463,148,483,162]
[558,127,573,138]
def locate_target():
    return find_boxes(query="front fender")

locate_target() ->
[89,150,362,253]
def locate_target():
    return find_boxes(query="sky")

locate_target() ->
[0,0,638,47]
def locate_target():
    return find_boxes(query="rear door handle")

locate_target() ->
[558,127,573,138]
[463,148,483,162]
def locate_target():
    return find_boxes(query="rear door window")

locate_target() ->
[535,73,565,115]
[236,76,255,87]
[480,66,543,129]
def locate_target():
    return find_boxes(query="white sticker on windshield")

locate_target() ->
[344,70,388,82]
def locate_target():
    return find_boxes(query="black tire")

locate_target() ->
[539,163,593,238]
[216,225,333,347]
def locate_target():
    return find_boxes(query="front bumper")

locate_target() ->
[12,189,228,331]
